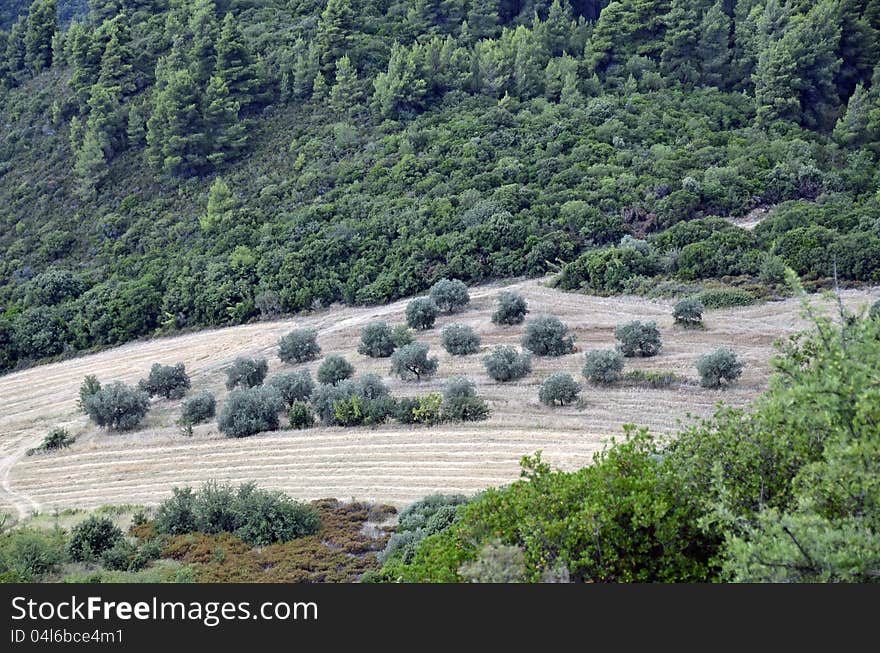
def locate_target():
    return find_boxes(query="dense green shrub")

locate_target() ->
[100,540,139,572]
[522,315,574,356]
[443,395,491,422]
[278,329,321,364]
[392,324,414,348]
[615,321,662,358]
[77,375,102,413]
[356,373,390,400]
[217,387,283,438]
[582,349,625,385]
[139,362,191,399]
[443,377,476,401]
[225,356,268,390]
[395,394,444,425]
[26,427,76,456]
[288,401,315,429]
[492,291,529,326]
[483,346,532,382]
[673,298,704,327]
[868,299,880,320]
[459,541,526,583]
[391,343,439,381]
[441,324,481,355]
[430,279,470,313]
[698,288,756,309]
[358,321,396,358]
[180,392,216,425]
[68,516,124,562]
[266,371,314,407]
[317,354,355,385]
[406,297,439,330]
[622,370,681,388]
[557,247,660,293]
[311,380,361,425]
[0,528,68,581]
[696,348,744,388]
[310,376,390,426]
[84,382,150,431]
[539,373,581,406]
[154,482,320,545]
[379,494,469,565]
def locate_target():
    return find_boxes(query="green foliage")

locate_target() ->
[180,391,216,425]
[139,362,191,399]
[26,427,75,456]
[491,291,529,326]
[316,354,355,386]
[217,386,282,438]
[483,345,532,382]
[0,527,67,581]
[406,297,439,330]
[278,329,321,364]
[441,323,481,355]
[225,356,268,390]
[582,349,624,385]
[698,287,756,309]
[390,342,438,381]
[265,370,314,408]
[396,393,444,425]
[77,375,102,413]
[557,246,660,294]
[539,372,580,406]
[379,494,468,566]
[615,320,662,357]
[154,482,321,546]
[443,395,491,422]
[391,324,414,348]
[68,515,123,562]
[358,321,396,358]
[870,299,880,320]
[287,401,315,430]
[696,347,744,388]
[673,297,704,327]
[522,315,574,357]
[622,369,680,388]
[84,381,150,431]
[459,541,526,583]
[430,278,470,313]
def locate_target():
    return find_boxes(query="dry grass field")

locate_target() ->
[2,278,877,519]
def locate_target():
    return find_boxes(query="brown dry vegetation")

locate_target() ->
[2,278,877,518]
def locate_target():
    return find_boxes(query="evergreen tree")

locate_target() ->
[466,0,499,41]
[187,0,218,86]
[3,17,27,86]
[215,12,260,110]
[660,0,700,86]
[697,0,731,88]
[68,22,103,104]
[73,127,108,200]
[86,83,124,155]
[292,39,319,99]
[25,0,56,74]
[330,54,361,113]
[146,58,206,176]
[539,0,572,57]
[201,175,236,231]
[202,74,246,168]
[98,13,136,96]
[373,42,427,118]
[835,0,879,101]
[316,0,353,77]
[833,71,880,151]
[127,102,146,145]
[512,24,545,99]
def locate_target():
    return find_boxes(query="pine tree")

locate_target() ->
[835,0,879,101]
[373,42,427,118]
[98,13,136,96]
[202,75,246,168]
[660,0,700,86]
[3,17,27,86]
[200,176,236,231]
[25,0,57,74]
[187,0,219,86]
[68,22,104,104]
[292,39,319,99]
[215,12,260,110]
[127,103,146,146]
[312,69,329,100]
[73,127,108,200]
[86,83,124,156]
[512,24,544,100]
[539,0,571,57]
[330,54,361,113]
[465,0,499,41]
[697,0,731,89]
[146,58,206,176]
[316,0,354,77]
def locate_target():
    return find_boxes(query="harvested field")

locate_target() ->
[2,278,877,517]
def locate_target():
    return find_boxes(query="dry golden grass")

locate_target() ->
[2,278,877,517]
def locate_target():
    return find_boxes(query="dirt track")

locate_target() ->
[2,279,876,518]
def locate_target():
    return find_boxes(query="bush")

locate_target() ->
[392,324,414,348]
[697,287,756,309]
[139,362,191,399]
[311,380,361,425]
[266,371,315,407]
[522,316,574,356]
[615,321,662,358]
[441,324,481,355]
[84,382,150,431]
[759,255,789,285]
[622,370,681,388]
[217,387,283,438]
[443,377,476,401]
[430,278,470,313]
[869,299,880,320]
[696,348,744,388]
[77,375,101,413]
[491,291,529,326]
[483,346,532,382]
[317,354,355,385]
[459,541,526,583]
[539,373,581,406]
[443,395,491,422]
[100,539,138,572]
[358,321,396,358]
[225,356,268,390]
[26,427,76,456]
[0,528,67,581]
[68,516,124,562]
[406,297,439,330]
[673,298,704,327]
[278,328,321,364]
[154,482,321,546]
[396,394,444,425]
[356,373,390,400]
[582,350,625,385]
[390,343,439,381]
[288,401,315,429]
[180,391,217,425]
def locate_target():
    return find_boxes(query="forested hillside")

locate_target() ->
[1,0,879,373]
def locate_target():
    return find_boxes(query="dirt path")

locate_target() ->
[1,279,877,518]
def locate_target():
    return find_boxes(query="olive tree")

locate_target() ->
[522,315,574,356]
[278,328,321,364]
[139,362,191,399]
[317,354,355,385]
[84,382,150,431]
[266,370,315,407]
[358,321,396,358]
[673,298,704,328]
[441,323,481,355]
[615,321,662,358]
[538,373,581,406]
[391,342,439,381]
[217,387,283,438]
[696,348,744,388]
[491,291,529,326]
[225,356,268,390]
[430,278,470,313]
[582,349,625,384]
[483,346,532,382]
[406,297,439,330]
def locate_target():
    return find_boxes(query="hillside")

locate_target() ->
[2,278,877,517]
[2,0,880,376]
